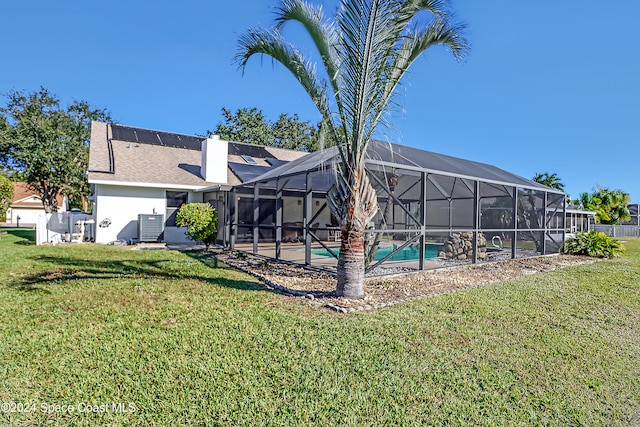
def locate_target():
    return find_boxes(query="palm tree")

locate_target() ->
[591,186,631,224]
[533,172,565,191]
[237,0,468,298]
[578,186,631,224]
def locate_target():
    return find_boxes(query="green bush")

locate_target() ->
[565,230,624,258]
[175,203,218,250]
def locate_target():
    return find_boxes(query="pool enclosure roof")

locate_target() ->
[241,140,564,194]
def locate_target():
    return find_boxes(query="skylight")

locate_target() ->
[241,155,257,164]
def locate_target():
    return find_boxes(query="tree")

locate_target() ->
[272,112,319,151]
[213,107,272,146]
[533,172,565,191]
[238,0,468,298]
[578,186,630,224]
[212,107,321,151]
[0,173,13,221]
[175,203,219,251]
[0,87,111,212]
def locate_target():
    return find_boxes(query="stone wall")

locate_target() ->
[438,232,487,260]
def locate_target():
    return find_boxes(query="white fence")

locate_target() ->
[592,224,640,238]
[36,212,95,245]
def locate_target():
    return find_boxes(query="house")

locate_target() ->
[621,204,640,226]
[87,121,307,244]
[565,208,595,234]
[4,182,67,226]
[88,120,569,273]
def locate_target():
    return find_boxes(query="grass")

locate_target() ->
[1,228,639,426]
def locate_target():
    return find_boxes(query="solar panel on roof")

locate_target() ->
[228,162,273,183]
[228,142,271,158]
[265,158,288,167]
[110,124,203,150]
[111,125,139,142]
[134,128,161,144]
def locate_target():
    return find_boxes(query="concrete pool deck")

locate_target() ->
[233,241,444,272]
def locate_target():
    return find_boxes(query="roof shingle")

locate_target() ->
[87,122,307,189]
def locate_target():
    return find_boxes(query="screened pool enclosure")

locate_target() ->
[211,141,566,274]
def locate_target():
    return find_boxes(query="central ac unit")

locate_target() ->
[138,214,164,242]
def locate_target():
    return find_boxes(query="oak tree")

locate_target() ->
[0,87,111,212]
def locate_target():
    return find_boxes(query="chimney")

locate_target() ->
[201,135,228,183]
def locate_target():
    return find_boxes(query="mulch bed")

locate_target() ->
[212,250,597,313]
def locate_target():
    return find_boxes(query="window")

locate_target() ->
[166,191,188,226]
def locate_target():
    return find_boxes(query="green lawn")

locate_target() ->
[1,229,639,426]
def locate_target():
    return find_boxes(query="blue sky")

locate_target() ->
[2,1,639,202]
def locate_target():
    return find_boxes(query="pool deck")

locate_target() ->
[233,241,442,272]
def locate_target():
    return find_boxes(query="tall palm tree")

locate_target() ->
[237,0,468,298]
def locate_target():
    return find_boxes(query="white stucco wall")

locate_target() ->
[93,184,203,244]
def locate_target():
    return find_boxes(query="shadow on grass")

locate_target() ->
[3,228,36,245]
[182,250,268,292]
[9,253,267,293]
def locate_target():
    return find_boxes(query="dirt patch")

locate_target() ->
[213,251,597,313]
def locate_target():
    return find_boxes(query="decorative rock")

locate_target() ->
[439,232,487,261]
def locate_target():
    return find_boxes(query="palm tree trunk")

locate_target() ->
[336,220,365,298]
[334,167,378,299]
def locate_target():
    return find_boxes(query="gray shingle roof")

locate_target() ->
[87,122,307,189]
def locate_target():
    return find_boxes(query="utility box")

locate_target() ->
[138,214,164,242]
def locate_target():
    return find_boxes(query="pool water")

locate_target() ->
[311,243,442,262]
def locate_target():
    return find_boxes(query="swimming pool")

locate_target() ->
[311,243,443,262]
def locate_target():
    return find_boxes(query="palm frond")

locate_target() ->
[236,28,347,158]
[337,0,400,165]
[271,0,348,163]
[380,17,468,116]
[335,0,468,168]
[237,28,328,117]
[274,0,340,87]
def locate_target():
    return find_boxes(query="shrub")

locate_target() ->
[565,231,624,258]
[175,203,218,251]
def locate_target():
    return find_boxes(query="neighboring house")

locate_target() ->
[565,208,595,234]
[4,182,67,225]
[621,204,639,226]
[87,121,307,244]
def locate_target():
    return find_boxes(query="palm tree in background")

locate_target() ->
[237,0,468,298]
[533,172,565,192]
[579,186,631,224]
